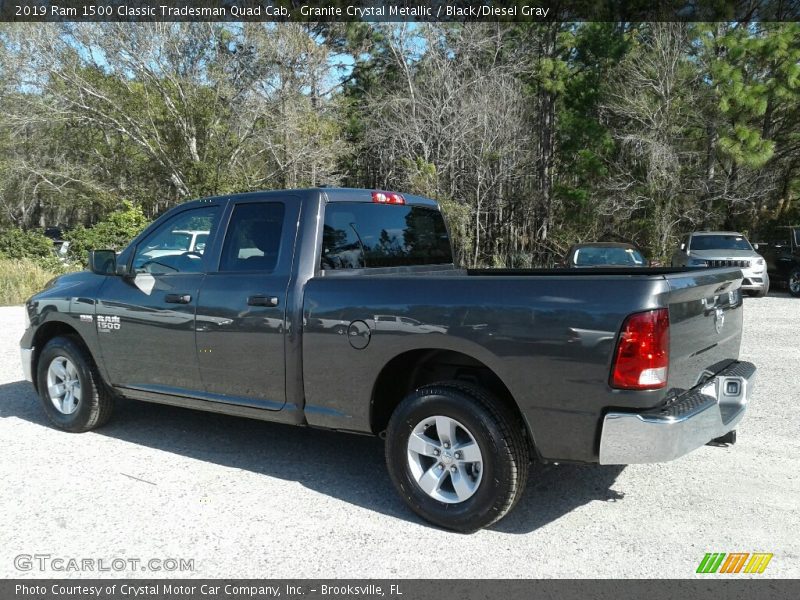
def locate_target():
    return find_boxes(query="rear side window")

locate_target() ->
[321,203,452,269]
[220,202,285,272]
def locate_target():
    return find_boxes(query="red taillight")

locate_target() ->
[372,191,405,205]
[610,308,670,390]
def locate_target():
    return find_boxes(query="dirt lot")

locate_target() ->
[0,293,798,578]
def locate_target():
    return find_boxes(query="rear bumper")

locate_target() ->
[598,361,755,464]
[20,347,34,383]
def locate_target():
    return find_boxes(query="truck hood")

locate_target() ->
[32,268,103,299]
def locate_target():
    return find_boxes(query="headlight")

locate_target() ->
[688,258,708,267]
[755,258,765,266]
[23,306,31,330]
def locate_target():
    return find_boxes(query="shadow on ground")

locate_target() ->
[0,380,625,534]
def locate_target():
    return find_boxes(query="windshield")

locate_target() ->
[572,246,646,267]
[690,234,752,251]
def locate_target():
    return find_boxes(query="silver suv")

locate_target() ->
[671,231,769,297]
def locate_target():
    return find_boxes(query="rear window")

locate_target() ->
[573,246,646,266]
[321,203,453,269]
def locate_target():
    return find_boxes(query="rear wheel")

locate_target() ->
[789,268,800,298]
[36,336,114,432]
[385,382,529,532]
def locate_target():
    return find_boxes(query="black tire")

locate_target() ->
[36,336,114,432]
[789,267,800,298]
[385,381,529,532]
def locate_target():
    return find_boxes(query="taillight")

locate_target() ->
[372,191,405,205]
[610,308,670,390]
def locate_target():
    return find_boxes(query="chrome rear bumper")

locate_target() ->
[20,347,34,383]
[599,361,755,464]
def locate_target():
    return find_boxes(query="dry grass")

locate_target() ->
[0,258,61,306]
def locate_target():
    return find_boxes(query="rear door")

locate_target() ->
[194,196,300,409]
[96,203,222,392]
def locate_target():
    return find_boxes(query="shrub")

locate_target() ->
[0,228,54,260]
[66,200,149,265]
[0,258,66,306]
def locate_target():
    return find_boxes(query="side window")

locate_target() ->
[132,206,219,274]
[220,202,286,272]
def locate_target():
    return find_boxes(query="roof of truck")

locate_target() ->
[191,188,439,208]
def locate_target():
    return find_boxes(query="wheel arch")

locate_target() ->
[370,348,536,455]
[31,321,90,392]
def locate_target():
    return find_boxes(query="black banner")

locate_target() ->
[1,0,800,23]
[3,580,800,600]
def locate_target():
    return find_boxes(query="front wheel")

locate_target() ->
[789,268,800,298]
[385,382,529,532]
[36,336,114,432]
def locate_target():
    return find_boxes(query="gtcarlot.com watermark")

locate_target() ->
[14,554,195,573]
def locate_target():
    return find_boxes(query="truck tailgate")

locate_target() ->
[663,267,744,391]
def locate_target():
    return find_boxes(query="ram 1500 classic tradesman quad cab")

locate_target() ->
[20,189,756,531]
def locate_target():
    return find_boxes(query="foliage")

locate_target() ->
[0,258,63,306]
[65,201,149,265]
[0,228,53,260]
[1,22,799,267]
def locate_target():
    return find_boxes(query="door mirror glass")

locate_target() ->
[680,242,685,251]
[88,250,117,275]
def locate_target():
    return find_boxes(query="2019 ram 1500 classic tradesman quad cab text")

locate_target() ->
[20,189,756,532]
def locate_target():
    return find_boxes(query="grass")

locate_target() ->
[0,258,66,306]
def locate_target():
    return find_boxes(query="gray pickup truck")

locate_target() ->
[20,188,756,532]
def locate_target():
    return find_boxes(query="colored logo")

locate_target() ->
[697,552,773,574]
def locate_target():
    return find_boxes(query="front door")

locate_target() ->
[96,204,222,393]
[195,198,298,409]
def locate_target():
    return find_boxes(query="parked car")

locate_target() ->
[21,188,755,532]
[43,226,65,243]
[671,231,769,297]
[757,225,800,297]
[563,242,648,268]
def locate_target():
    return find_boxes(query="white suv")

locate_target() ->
[671,231,769,297]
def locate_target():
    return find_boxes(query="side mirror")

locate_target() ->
[88,249,117,275]
[753,243,760,250]
[680,243,685,251]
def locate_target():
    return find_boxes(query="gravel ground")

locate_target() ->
[0,294,798,579]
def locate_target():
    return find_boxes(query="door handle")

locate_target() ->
[248,295,279,307]
[165,293,192,304]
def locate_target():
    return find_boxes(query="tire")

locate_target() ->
[385,381,529,532]
[36,336,114,432]
[789,268,800,298]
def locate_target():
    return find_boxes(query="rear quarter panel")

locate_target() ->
[302,274,683,462]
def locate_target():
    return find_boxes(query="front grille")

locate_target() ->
[705,259,750,268]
